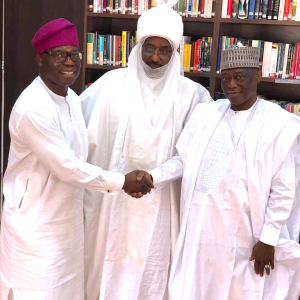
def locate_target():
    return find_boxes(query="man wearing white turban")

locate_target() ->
[80,4,212,300]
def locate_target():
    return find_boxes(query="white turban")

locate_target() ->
[137,5,183,50]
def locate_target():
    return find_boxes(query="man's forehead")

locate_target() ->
[143,36,171,47]
[221,67,258,75]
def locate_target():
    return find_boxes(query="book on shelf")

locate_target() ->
[222,0,300,19]
[89,0,215,17]
[217,36,300,80]
[267,99,300,115]
[180,36,213,73]
[86,31,137,67]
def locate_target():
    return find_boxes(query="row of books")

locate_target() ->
[217,36,300,79]
[87,31,137,67]
[180,36,212,72]
[268,99,300,115]
[88,0,216,17]
[221,0,300,20]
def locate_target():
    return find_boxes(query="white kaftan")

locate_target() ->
[0,77,124,300]
[80,67,212,300]
[150,99,300,300]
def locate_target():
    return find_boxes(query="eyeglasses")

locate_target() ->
[142,46,173,59]
[43,50,83,63]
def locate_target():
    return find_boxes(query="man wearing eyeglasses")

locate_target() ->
[0,18,153,300]
[80,5,212,300]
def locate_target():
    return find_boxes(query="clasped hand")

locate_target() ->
[122,170,154,198]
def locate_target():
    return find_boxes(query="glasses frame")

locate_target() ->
[142,46,173,59]
[43,50,83,63]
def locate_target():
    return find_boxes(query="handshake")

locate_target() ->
[122,170,154,198]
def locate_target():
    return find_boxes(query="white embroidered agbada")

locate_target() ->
[0,77,124,300]
[149,99,300,300]
[80,5,212,300]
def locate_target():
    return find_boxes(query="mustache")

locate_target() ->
[147,61,162,67]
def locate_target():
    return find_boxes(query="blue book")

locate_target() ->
[216,36,222,73]
[106,34,110,66]
[248,0,256,18]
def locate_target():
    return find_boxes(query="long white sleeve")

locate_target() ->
[18,110,125,192]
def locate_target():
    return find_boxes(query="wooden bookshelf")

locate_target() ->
[82,0,300,101]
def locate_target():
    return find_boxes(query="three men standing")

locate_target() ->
[80,4,212,300]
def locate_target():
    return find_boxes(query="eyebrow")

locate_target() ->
[144,43,171,49]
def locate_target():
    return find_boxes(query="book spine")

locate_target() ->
[254,0,261,18]
[288,0,293,19]
[283,0,290,19]
[286,44,293,78]
[122,32,126,67]
[296,0,300,19]
[127,0,132,13]
[282,44,289,78]
[200,0,205,16]
[278,0,285,18]
[238,0,249,18]
[295,43,300,79]
[212,0,217,16]
[88,0,94,12]
[262,0,269,18]
[216,36,222,72]
[87,33,94,65]
[292,0,297,19]
[289,44,296,78]
[231,0,239,17]
[190,43,195,71]
[96,34,100,65]
[99,36,104,65]
[126,31,130,66]
[278,43,285,78]
[186,44,192,72]
[103,36,107,65]
[93,32,98,64]
[222,0,228,17]
[183,44,188,72]
[259,0,264,17]
[275,43,282,77]
[272,0,280,18]
[249,0,256,18]
[267,0,274,19]
[93,0,98,12]
[227,0,233,17]
[195,40,200,71]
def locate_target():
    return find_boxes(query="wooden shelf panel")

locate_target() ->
[184,72,211,78]
[86,64,122,70]
[220,18,300,26]
[87,12,214,22]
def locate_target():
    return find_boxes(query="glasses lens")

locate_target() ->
[71,52,82,62]
[53,52,67,63]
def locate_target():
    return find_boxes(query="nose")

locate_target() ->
[228,78,237,89]
[150,50,160,62]
[64,56,74,66]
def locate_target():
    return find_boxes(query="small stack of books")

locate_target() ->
[217,36,300,79]
[87,31,137,67]
[221,0,300,20]
[88,0,216,18]
[267,99,300,114]
[180,36,213,72]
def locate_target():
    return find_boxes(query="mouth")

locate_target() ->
[60,70,76,76]
[147,63,161,69]
[227,91,241,96]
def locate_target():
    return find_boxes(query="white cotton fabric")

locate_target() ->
[149,99,300,300]
[0,77,125,300]
[137,5,183,49]
[80,43,212,299]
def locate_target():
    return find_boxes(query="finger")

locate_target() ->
[130,193,139,197]
[254,260,259,275]
[136,171,145,182]
[270,259,274,270]
[265,264,271,275]
[142,185,152,194]
[137,192,143,197]
[259,262,265,277]
[249,257,254,261]
[145,179,154,189]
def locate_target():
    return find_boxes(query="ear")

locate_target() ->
[255,68,262,83]
[36,54,43,67]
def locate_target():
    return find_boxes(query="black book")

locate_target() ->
[266,0,274,19]
[254,0,261,18]
[272,0,280,19]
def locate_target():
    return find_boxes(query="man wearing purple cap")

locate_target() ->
[0,18,153,300]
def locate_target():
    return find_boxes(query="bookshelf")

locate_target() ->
[82,0,300,102]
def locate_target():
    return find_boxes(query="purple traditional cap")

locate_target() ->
[31,18,79,54]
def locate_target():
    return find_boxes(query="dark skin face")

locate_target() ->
[221,67,261,111]
[142,36,173,69]
[36,45,81,97]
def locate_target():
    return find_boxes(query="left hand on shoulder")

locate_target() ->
[250,241,275,277]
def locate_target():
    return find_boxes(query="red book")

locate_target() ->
[193,40,200,72]
[103,0,107,12]
[227,0,233,18]
[283,0,290,20]
[230,37,235,45]
[134,0,138,14]
[289,44,297,79]
[201,0,205,17]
